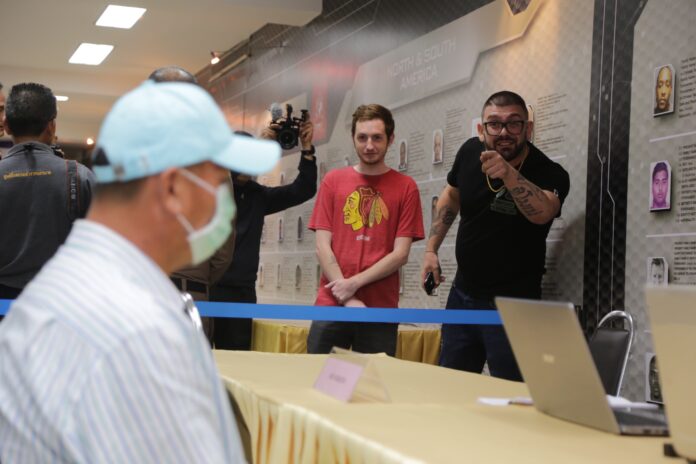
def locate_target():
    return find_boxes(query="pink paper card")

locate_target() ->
[313,357,365,401]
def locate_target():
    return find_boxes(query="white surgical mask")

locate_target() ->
[176,168,236,265]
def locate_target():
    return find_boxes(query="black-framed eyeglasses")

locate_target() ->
[483,120,527,136]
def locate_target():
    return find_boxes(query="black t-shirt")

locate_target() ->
[217,155,317,287]
[0,142,95,288]
[446,137,570,298]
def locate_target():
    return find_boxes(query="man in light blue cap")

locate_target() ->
[0,80,279,463]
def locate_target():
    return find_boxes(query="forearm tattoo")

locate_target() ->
[429,205,456,238]
[510,172,546,218]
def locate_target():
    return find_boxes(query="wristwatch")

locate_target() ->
[301,145,316,159]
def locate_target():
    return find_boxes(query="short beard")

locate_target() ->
[357,151,386,165]
[484,137,527,162]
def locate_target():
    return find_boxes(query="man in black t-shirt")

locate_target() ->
[210,124,317,350]
[0,83,95,300]
[421,91,569,381]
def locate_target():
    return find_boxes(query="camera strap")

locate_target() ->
[65,159,80,220]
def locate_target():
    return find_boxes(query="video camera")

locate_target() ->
[270,103,308,150]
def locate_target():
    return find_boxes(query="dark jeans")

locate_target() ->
[0,284,22,323]
[439,286,523,381]
[0,284,21,299]
[209,285,255,350]
[307,321,398,356]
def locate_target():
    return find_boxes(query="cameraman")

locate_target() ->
[0,83,94,300]
[210,116,317,350]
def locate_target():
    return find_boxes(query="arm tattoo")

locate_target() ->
[510,172,545,218]
[429,205,456,238]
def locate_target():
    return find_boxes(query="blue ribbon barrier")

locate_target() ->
[0,299,501,325]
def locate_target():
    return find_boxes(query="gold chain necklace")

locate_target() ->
[485,151,528,193]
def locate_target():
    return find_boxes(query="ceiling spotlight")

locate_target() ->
[56,95,69,102]
[210,51,221,65]
[86,137,95,146]
[96,5,147,29]
[69,43,114,66]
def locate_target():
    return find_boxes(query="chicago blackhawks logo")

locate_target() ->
[342,186,389,231]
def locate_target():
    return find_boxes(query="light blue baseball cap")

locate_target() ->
[92,80,280,183]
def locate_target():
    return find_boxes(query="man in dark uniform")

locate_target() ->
[211,122,317,350]
[421,90,569,381]
[0,83,94,300]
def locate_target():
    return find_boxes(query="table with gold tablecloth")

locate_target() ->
[251,319,441,364]
[215,351,670,464]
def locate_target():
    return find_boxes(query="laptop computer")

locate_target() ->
[645,286,696,459]
[495,297,668,436]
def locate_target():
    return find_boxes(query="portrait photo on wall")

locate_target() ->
[471,117,481,138]
[295,265,302,289]
[297,216,304,241]
[399,266,405,295]
[645,352,663,403]
[526,104,535,143]
[649,160,671,211]
[653,64,675,117]
[646,257,668,286]
[397,139,408,172]
[431,195,439,225]
[432,129,443,164]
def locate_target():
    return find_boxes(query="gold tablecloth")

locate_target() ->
[215,351,670,464]
[251,319,441,364]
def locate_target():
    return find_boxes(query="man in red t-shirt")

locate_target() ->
[308,104,424,355]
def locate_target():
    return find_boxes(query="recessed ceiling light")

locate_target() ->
[56,95,69,102]
[96,5,146,29]
[69,43,114,66]
[86,137,95,146]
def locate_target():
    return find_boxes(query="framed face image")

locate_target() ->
[297,216,304,241]
[399,266,405,295]
[653,64,675,117]
[431,196,439,225]
[397,140,408,172]
[432,129,443,164]
[646,257,668,286]
[649,160,671,212]
[295,265,302,289]
[471,117,481,138]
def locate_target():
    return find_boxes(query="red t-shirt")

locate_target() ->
[309,167,424,308]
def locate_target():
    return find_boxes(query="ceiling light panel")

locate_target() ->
[96,5,146,29]
[69,43,114,66]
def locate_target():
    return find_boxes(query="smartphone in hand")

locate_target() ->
[424,272,436,295]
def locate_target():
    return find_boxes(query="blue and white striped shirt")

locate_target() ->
[0,220,245,463]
